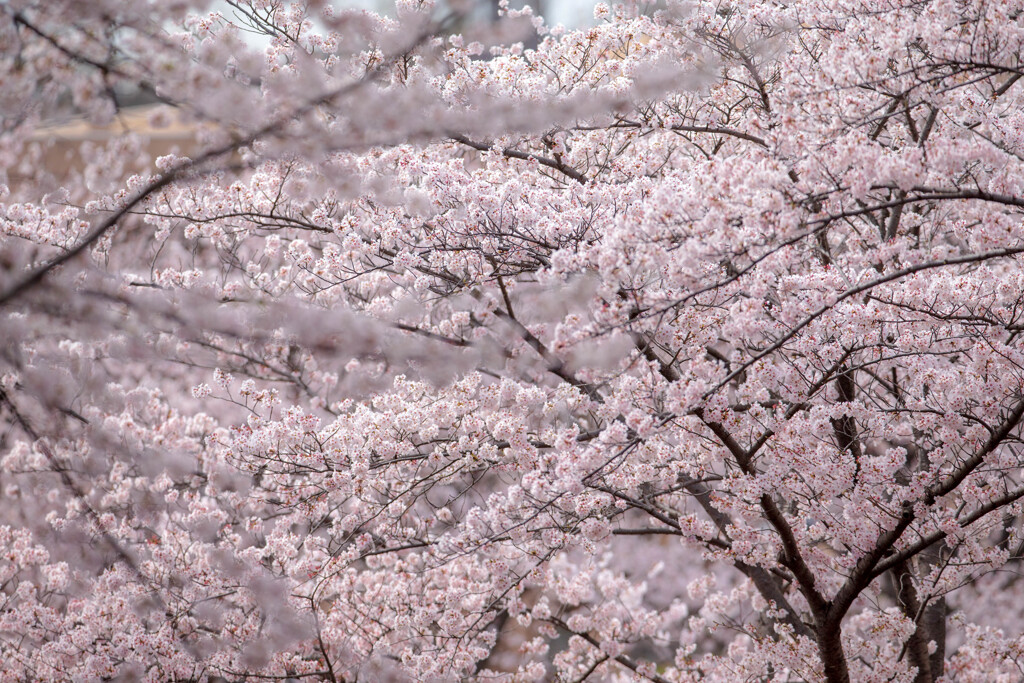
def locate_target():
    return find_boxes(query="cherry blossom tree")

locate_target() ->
[3,0,1024,680]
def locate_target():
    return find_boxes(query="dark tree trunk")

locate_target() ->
[923,599,946,680]
[816,620,852,683]
[894,560,932,683]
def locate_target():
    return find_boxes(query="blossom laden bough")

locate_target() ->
[3,0,1024,681]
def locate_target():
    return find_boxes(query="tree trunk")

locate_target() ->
[817,620,851,683]
[894,560,932,683]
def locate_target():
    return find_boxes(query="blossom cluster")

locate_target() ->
[3,0,1024,681]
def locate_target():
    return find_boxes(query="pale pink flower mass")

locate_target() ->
[2,0,1024,681]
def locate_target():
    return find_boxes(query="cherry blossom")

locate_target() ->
[3,0,1024,681]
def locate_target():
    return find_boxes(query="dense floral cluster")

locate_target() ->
[3,0,1024,681]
